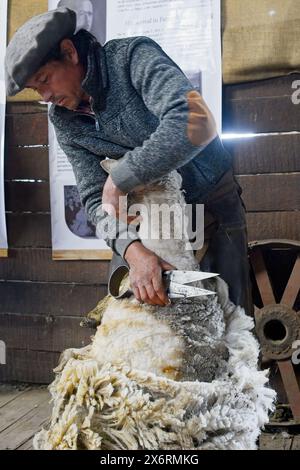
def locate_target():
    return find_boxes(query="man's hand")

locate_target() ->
[124,241,176,307]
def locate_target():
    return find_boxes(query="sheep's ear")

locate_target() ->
[100,159,119,174]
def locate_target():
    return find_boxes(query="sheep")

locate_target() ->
[33,160,276,450]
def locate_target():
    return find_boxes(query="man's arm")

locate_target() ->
[52,127,174,306]
[110,36,218,194]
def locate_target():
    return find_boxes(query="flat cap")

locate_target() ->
[5,7,76,96]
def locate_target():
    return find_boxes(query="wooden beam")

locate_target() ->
[0,313,94,352]
[223,74,300,133]
[0,281,107,316]
[0,248,110,283]
[0,349,59,383]
[226,133,300,175]
[237,174,300,212]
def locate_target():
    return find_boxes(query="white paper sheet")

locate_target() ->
[106,0,222,133]
[48,0,109,258]
[0,0,8,257]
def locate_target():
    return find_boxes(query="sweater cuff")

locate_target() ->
[114,231,141,258]
[95,206,141,259]
[110,160,142,194]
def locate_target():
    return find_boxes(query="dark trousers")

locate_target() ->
[197,172,254,316]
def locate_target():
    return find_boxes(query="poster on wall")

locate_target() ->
[0,0,8,258]
[48,1,110,260]
[106,0,222,132]
[48,0,221,260]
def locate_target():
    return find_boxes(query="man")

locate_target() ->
[5,8,253,313]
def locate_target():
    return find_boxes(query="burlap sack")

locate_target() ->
[222,0,300,83]
[7,0,48,102]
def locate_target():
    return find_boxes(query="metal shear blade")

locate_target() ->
[163,270,219,299]
[166,281,216,299]
[108,265,219,300]
[163,270,219,285]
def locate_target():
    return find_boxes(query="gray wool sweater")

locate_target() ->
[49,36,230,258]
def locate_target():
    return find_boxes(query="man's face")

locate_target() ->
[25,39,88,111]
[79,0,93,32]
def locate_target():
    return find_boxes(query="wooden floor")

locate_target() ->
[0,385,50,450]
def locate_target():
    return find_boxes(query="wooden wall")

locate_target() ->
[224,74,300,242]
[0,73,299,384]
[0,103,109,383]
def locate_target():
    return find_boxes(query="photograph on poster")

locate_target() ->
[64,186,96,238]
[57,0,106,44]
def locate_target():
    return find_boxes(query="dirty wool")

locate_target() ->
[34,163,276,450]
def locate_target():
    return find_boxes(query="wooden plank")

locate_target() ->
[0,248,110,283]
[0,350,59,384]
[280,256,300,308]
[9,209,295,250]
[225,134,300,175]
[0,386,30,408]
[246,212,300,243]
[223,98,300,133]
[6,213,51,247]
[53,249,113,260]
[5,182,50,212]
[278,361,300,422]
[0,281,107,316]
[0,313,94,352]
[259,432,293,451]
[0,391,50,450]
[6,103,47,114]
[5,147,49,181]
[223,74,300,133]
[224,74,300,100]
[0,388,49,434]
[7,174,298,215]
[292,436,300,450]
[237,174,300,212]
[1,406,49,451]
[251,248,276,305]
[17,438,35,450]
[6,113,48,146]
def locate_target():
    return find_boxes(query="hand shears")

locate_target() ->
[108,264,219,300]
